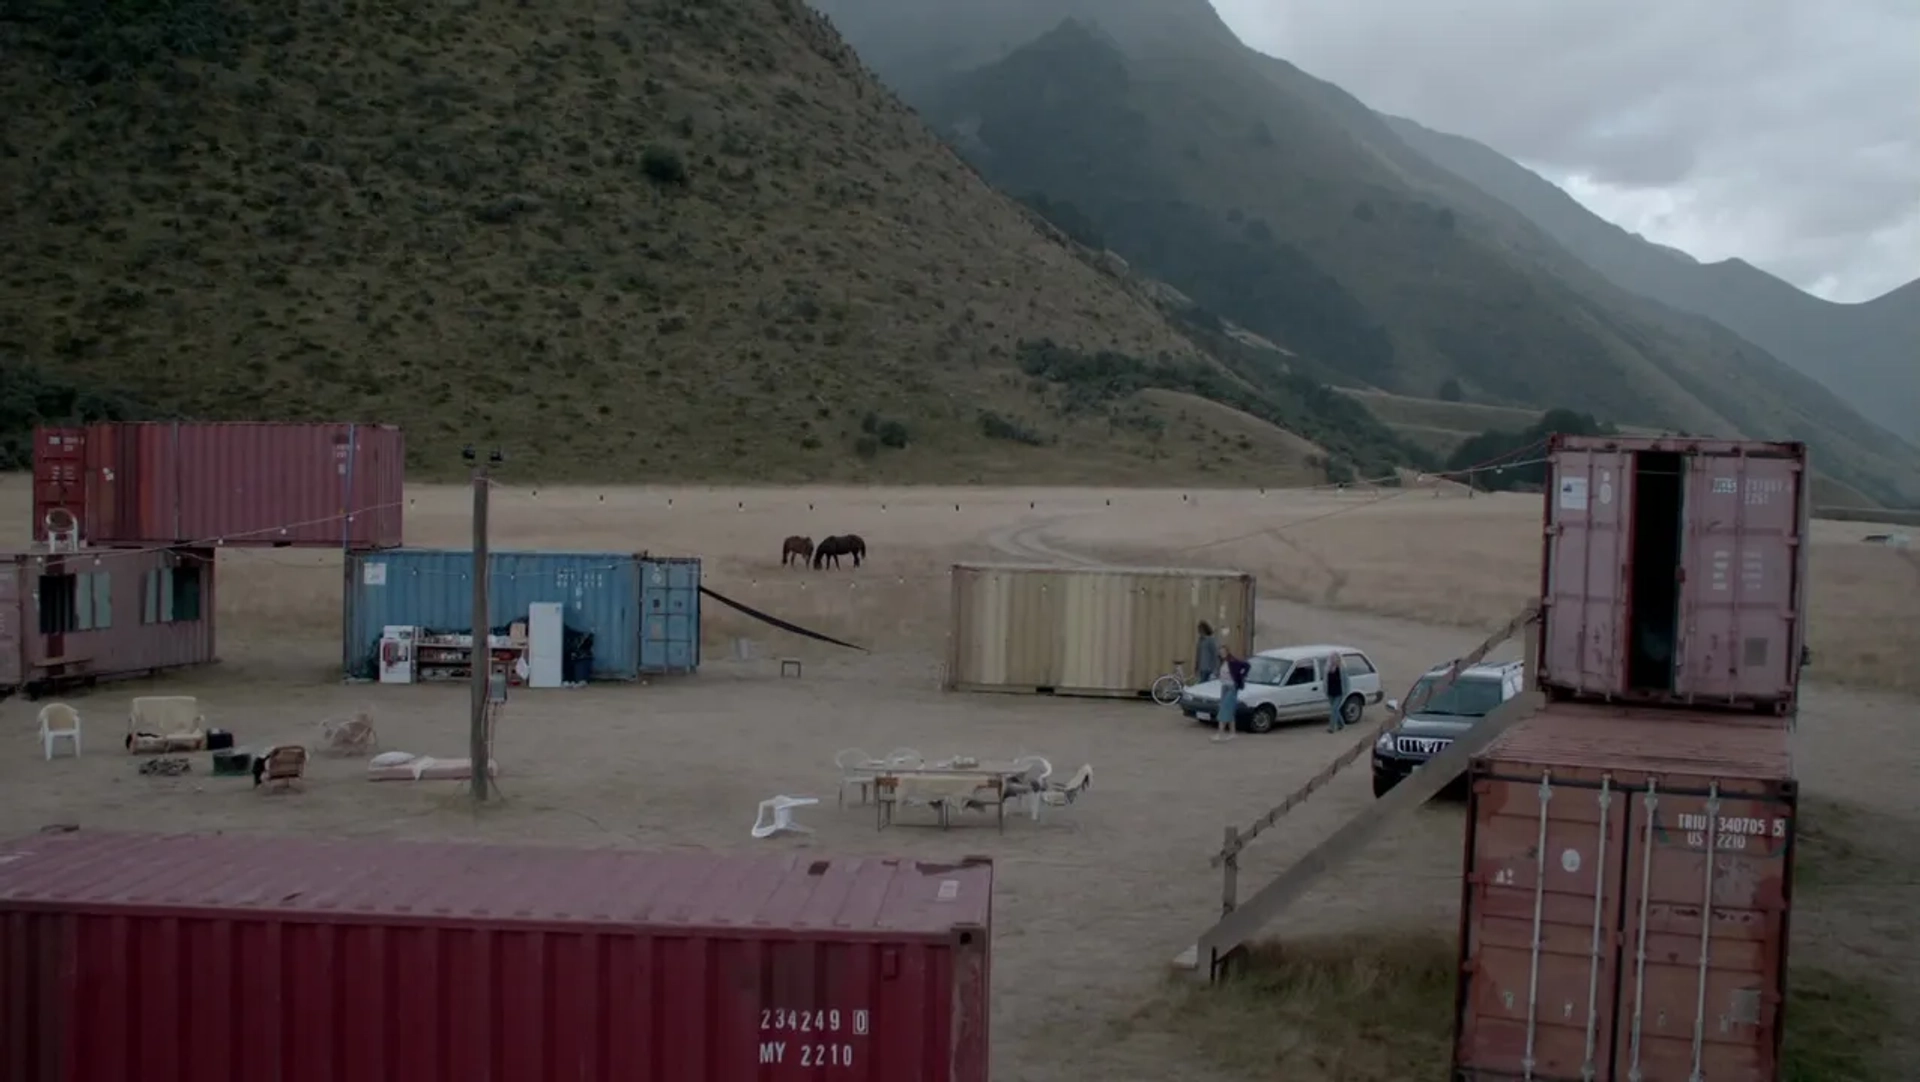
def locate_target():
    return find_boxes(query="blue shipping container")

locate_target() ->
[342,550,643,681]
[638,556,701,674]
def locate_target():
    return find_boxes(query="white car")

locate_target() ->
[1178,644,1385,734]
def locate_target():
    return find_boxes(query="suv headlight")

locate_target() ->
[1374,731,1395,752]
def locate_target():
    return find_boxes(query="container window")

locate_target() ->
[169,564,204,623]
[37,574,79,635]
[86,571,111,629]
[1627,451,1684,693]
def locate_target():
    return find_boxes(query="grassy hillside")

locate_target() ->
[0,0,1419,484]
[1385,115,1920,451]
[809,1,1920,505]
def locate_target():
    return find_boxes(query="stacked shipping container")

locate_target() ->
[0,831,992,1082]
[1455,435,1811,1081]
[1535,435,1809,716]
[31,422,405,549]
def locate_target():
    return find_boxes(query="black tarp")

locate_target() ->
[699,586,869,653]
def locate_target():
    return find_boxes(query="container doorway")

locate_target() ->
[1626,451,1683,693]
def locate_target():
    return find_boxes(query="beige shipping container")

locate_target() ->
[946,562,1256,698]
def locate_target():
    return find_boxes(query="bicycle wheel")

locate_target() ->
[1150,674,1184,706]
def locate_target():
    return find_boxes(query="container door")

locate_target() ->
[31,428,87,544]
[1541,450,1633,696]
[1671,456,1803,705]
[1610,780,1792,1082]
[0,567,20,689]
[1456,771,1628,1080]
[640,561,699,674]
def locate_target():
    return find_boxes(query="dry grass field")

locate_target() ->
[2,475,1916,1080]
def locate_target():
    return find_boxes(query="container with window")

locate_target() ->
[0,546,217,699]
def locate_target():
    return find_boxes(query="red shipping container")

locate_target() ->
[30,422,405,549]
[0,546,218,698]
[0,831,991,1082]
[1455,703,1795,1082]
[1537,434,1810,715]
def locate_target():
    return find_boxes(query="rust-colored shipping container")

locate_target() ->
[0,547,217,699]
[0,831,991,1082]
[1455,703,1796,1082]
[1537,434,1810,715]
[946,562,1255,698]
[31,422,405,549]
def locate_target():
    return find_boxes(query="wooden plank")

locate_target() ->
[1186,689,1543,977]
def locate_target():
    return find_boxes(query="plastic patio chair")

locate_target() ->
[38,704,81,760]
[752,796,819,839]
[834,748,877,808]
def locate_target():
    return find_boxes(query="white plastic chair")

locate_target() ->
[1006,755,1053,820]
[38,704,82,760]
[752,796,819,839]
[834,748,877,808]
[1041,764,1094,807]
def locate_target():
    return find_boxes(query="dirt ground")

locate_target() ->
[2,479,1916,1080]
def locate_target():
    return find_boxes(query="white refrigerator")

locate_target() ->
[527,603,565,689]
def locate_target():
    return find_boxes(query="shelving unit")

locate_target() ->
[414,633,528,686]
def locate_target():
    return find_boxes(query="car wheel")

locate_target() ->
[1247,705,1277,734]
[1340,694,1364,726]
[1372,771,1399,799]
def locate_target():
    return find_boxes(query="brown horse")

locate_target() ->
[781,535,814,567]
[812,534,866,569]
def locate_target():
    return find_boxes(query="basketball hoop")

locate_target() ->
[43,508,81,554]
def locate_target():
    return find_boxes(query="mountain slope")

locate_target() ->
[850,11,1920,502]
[1384,114,1920,450]
[0,0,1414,483]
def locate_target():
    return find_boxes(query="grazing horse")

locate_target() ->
[781,535,814,567]
[812,534,867,569]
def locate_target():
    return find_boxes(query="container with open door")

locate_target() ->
[1536,435,1809,716]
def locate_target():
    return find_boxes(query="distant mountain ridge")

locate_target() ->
[810,0,1920,504]
[1381,115,1920,450]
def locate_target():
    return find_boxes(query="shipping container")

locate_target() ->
[0,830,992,1082]
[0,547,217,699]
[31,422,405,549]
[342,549,650,681]
[639,555,702,674]
[1537,434,1810,715]
[1454,702,1796,1082]
[946,562,1255,697]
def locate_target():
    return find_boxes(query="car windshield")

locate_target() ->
[1409,676,1505,717]
[1245,656,1289,685]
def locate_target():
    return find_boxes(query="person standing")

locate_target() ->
[1214,645,1249,743]
[1193,621,1219,683]
[1324,651,1348,733]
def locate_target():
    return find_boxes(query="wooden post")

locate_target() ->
[1220,826,1240,917]
[469,463,491,805]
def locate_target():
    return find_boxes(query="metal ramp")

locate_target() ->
[1175,604,1543,980]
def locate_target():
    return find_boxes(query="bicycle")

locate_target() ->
[1151,660,1191,706]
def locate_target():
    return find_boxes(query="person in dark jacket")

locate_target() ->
[1214,645,1250,743]
[1324,651,1348,732]
[1193,621,1219,683]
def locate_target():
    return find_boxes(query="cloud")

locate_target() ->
[1208,0,1920,302]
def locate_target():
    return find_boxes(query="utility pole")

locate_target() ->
[464,445,501,804]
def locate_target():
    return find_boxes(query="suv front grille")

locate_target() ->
[1395,735,1453,757]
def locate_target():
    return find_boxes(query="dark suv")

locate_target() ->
[1370,660,1525,798]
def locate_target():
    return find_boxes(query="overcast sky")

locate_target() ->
[1209,0,1920,304]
